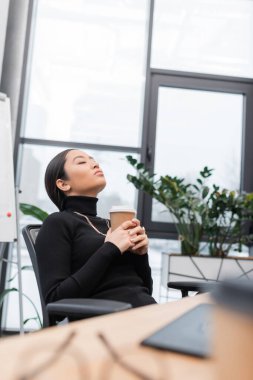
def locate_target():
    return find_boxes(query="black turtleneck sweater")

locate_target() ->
[35,196,156,308]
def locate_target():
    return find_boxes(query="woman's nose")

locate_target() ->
[91,159,99,168]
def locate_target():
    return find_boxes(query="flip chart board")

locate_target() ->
[0,93,17,241]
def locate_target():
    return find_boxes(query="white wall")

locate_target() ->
[0,96,17,241]
[0,0,9,82]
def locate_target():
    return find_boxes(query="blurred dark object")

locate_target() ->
[212,278,253,315]
[212,279,253,380]
[168,281,216,297]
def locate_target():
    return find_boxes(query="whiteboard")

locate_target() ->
[0,94,17,241]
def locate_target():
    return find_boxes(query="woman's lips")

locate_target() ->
[94,170,104,176]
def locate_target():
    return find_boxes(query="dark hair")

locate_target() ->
[45,149,75,210]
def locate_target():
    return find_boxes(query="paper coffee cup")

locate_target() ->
[109,205,136,231]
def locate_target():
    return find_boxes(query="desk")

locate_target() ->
[0,294,215,379]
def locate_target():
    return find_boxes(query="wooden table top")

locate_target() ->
[0,294,216,380]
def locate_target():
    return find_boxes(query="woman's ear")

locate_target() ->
[56,179,71,193]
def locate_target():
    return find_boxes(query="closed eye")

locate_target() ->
[77,161,86,164]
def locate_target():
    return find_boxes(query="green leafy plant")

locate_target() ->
[19,203,49,221]
[0,256,43,329]
[0,204,48,331]
[126,155,213,255]
[126,155,253,257]
[204,190,253,257]
[0,285,42,328]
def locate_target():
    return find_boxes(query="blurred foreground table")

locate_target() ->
[0,294,215,380]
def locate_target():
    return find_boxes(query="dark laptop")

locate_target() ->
[141,304,212,358]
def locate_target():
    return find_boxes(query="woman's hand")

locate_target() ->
[128,218,149,255]
[105,220,137,254]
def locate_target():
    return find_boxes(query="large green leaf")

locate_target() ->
[23,317,40,327]
[22,293,42,327]
[19,203,48,222]
[0,288,42,327]
[8,265,33,283]
[0,288,18,306]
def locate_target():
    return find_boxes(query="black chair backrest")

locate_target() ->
[22,224,49,327]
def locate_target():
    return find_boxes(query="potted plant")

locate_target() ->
[126,155,214,255]
[204,189,253,257]
[126,156,253,290]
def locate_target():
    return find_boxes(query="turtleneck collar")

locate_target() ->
[62,196,98,216]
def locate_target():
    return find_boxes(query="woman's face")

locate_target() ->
[56,150,106,197]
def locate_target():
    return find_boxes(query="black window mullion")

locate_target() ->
[241,88,253,192]
[19,137,141,154]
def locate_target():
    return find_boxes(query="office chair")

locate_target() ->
[22,225,132,327]
[168,281,216,297]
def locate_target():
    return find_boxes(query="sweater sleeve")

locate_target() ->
[133,253,153,295]
[35,213,121,303]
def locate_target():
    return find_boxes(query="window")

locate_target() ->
[23,0,149,147]
[150,80,244,224]
[151,0,253,78]
[143,72,253,235]
[140,0,253,237]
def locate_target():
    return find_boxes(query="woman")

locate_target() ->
[35,149,156,309]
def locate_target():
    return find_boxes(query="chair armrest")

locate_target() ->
[46,298,132,319]
[168,281,215,297]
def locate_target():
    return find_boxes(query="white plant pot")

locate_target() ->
[161,253,253,290]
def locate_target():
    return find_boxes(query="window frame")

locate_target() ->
[139,69,253,239]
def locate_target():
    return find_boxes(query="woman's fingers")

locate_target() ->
[132,238,148,250]
[120,219,138,230]
[129,225,145,236]
[130,233,145,243]
[131,235,148,249]
[119,219,145,236]
[106,223,137,253]
[110,218,148,254]
[131,218,140,226]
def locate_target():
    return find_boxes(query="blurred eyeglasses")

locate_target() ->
[14,329,168,380]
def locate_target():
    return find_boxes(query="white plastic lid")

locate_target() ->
[109,205,136,213]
